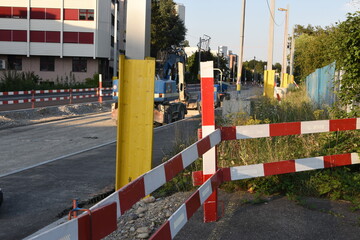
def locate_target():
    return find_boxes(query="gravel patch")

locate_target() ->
[0,101,113,130]
[105,191,193,240]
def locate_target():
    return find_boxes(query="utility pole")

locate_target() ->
[253,56,256,82]
[113,0,118,78]
[236,0,246,92]
[289,27,295,75]
[125,0,151,59]
[267,0,275,71]
[279,5,289,82]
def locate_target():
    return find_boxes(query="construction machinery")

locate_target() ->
[112,46,197,124]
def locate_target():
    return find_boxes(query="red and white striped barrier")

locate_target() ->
[0,88,112,105]
[222,153,360,181]
[27,202,117,240]
[151,152,359,239]
[200,61,218,222]
[28,129,222,240]
[150,169,223,240]
[220,118,360,140]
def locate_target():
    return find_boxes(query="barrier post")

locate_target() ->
[263,70,275,97]
[99,74,103,103]
[200,61,218,222]
[31,90,35,108]
[69,88,73,104]
[115,55,155,189]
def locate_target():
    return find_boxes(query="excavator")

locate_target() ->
[112,46,197,124]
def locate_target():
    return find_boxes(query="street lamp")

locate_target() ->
[278,6,289,83]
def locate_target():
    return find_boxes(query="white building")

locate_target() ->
[175,3,185,23]
[0,0,126,84]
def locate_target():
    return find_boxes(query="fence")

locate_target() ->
[28,62,359,240]
[0,87,112,108]
[306,62,337,106]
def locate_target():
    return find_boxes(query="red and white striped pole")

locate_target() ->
[98,74,103,103]
[200,61,218,222]
[31,90,35,109]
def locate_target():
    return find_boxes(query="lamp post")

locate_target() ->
[236,0,246,93]
[278,6,289,83]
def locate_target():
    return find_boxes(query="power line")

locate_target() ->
[265,0,283,27]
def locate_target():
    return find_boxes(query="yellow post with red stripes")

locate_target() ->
[115,55,155,190]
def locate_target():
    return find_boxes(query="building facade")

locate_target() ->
[0,0,125,84]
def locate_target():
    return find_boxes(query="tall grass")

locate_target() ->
[217,87,360,206]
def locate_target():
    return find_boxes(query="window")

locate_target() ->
[63,32,93,44]
[0,7,27,19]
[8,56,22,70]
[12,30,27,42]
[72,57,87,72]
[40,57,55,71]
[63,32,78,43]
[111,35,114,47]
[79,32,93,44]
[64,9,78,20]
[0,30,11,41]
[13,7,27,19]
[79,9,94,21]
[0,30,27,42]
[111,14,114,26]
[30,31,45,42]
[30,8,46,19]
[46,31,60,43]
[0,7,11,18]
[45,8,60,20]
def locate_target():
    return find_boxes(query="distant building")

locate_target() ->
[218,46,228,57]
[175,3,185,23]
[0,0,126,84]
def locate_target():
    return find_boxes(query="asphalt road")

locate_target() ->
[0,112,200,240]
[175,190,360,240]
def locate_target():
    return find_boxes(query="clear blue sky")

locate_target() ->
[175,0,359,63]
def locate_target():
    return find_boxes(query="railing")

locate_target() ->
[0,87,112,108]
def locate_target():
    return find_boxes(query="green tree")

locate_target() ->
[293,25,335,81]
[151,0,187,57]
[332,12,360,115]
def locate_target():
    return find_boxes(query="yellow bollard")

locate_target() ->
[263,70,275,97]
[115,55,155,190]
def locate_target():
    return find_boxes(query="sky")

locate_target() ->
[175,0,360,63]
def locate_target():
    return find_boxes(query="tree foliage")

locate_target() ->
[332,12,360,114]
[293,12,360,115]
[151,0,187,57]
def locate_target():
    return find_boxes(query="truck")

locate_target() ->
[112,46,197,124]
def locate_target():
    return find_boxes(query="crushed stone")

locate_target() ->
[0,101,113,130]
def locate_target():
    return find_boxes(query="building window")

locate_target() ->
[40,57,55,71]
[72,57,87,72]
[12,30,27,42]
[79,9,94,21]
[8,56,22,70]
[30,31,45,42]
[64,9,78,20]
[45,8,61,20]
[63,32,79,43]
[13,7,27,19]
[0,30,11,41]
[79,32,94,44]
[30,8,46,19]
[46,31,60,43]
[111,14,115,26]
[0,7,27,19]
[111,35,114,47]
